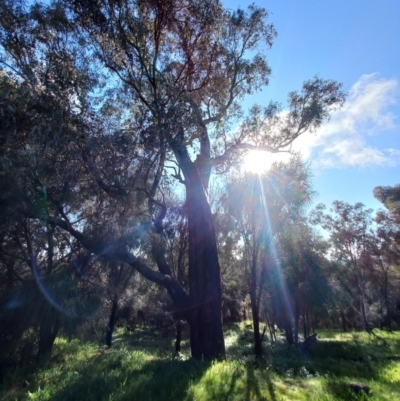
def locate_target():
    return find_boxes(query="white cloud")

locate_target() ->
[293,73,399,168]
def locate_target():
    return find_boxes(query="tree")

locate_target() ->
[103,262,136,347]
[368,213,398,330]
[374,185,400,224]
[374,184,400,247]
[372,185,400,330]
[0,1,142,355]
[224,157,315,354]
[214,211,244,325]
[225,172,270,356]
[276,222,333,343]
[312,202,375,330]
[1,0,345,359]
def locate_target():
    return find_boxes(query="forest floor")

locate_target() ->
[1,324,400,400]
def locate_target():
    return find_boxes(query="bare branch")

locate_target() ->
[211,142,289,167]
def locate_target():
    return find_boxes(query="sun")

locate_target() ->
[243,150,274,174]
[243,150,292,174]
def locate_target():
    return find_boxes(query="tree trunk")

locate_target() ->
[303,309,308,340]
[250,290,262,356]
[294,299,300,345]
[266,312,275,345]
[285,327,294,345]
[383,273,392,331]
[186,172,225,360]
[175,321,182,353]
[340,309,347,332]
[359,287,369,331]
[271,310,277,343]
[383,271,392,331]
[311,312,316,334]
[249,253,263,357]
[105,298,118,347]
[38,304,60,358]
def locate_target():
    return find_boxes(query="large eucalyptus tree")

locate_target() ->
[1,0,345,359]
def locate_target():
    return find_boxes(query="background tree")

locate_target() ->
[224,157,315,354]
[374,185,400,227]
[214,211,243,325]
[275,222,333,343]
[311,202,376,331]
[373,185,400,329]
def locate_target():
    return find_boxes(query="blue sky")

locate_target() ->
[223,0,400,212]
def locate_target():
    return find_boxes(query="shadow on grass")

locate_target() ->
[185,361,239,401]
[260,333,400,386]
[49,355,211,401]
[325,380,372,401]
[46,345,279,401]
[3,328,399,401]
[304,337,400,381]
[0,343,73,397]
[244,366,276,401]
[112,326,191,357]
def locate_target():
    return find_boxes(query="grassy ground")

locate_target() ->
[1,325,400,400]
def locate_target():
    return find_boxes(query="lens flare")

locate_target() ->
[257,176,294,326]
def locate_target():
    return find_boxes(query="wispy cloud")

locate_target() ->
[294,73,399,168]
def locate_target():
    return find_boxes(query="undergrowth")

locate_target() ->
[1,326,400,400]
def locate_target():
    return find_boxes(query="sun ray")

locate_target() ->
[257,175,294,327]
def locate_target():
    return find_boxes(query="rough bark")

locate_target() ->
[186,173,225,360]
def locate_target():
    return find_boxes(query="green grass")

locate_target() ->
[1,326,400,400]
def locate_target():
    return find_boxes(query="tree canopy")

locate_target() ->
[1,0,353,360]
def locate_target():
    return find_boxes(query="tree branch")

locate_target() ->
[41,215,187,304]
[211,142,289,167]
